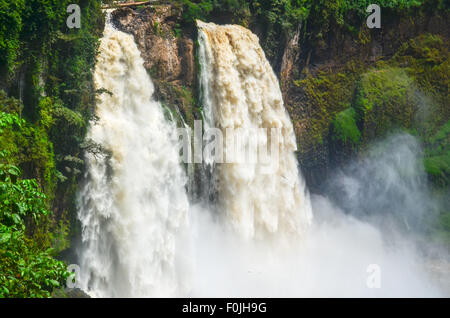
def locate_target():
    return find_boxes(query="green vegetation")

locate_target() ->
[178,0,429,31]
[0,1,104,297]
[393,34,449,130]
[0,0,25,72]
[0,96,56,193]
[291,32,448,176]
[353,67,416,142]
[0,148,69,297]
[292,65,360,153]
[0,102,74,297]
[155,80,197,128]
[176,0,439,61]
[388,34,449,187]
[423,120,450,186]
[332,107,361,144]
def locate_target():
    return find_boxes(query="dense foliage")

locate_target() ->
[176,0,443,61]
[0,1,105,297]
[0,145,69,297]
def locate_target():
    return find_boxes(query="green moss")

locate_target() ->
[392,34,449,130]
[0,94,82,253]
[353,67,416,141]
[154,80,197,129]
[332,107,361,144]
[0,116,56,194]
[423,120,450,186]
[424,155,450,180]
[292,66,360,154]
[0,0,25,72]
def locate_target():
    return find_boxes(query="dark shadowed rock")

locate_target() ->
[52,288,91,298]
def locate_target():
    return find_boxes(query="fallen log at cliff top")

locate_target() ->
[102,1,156,9]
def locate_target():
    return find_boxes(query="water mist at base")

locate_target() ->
[187,133,447,297]
[190,21,447,297]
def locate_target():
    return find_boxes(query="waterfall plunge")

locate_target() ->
[77,12,189,297]
[197,21,313,240]
[191,21,445,297]
[75,15,446,298]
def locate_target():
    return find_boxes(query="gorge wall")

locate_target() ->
[111,6,198,129]
[110,3,449,192]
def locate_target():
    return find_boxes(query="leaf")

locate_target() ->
[0,232,11,244]
[16,202,27,214]
[8,167,19,176]
[12,213,21,225]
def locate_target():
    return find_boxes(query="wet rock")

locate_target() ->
[111,5,195,87]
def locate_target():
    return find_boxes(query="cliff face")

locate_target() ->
[112,6,198,128]
[111,4,449,191]
[281,7,449,190]
[112,6,195,87]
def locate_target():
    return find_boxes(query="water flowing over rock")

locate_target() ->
[77,11,189,297]
[197,21,313,240]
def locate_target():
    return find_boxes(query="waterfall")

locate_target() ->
[77,11,189,297]
[73,14,445,298]
[197,21,313,240]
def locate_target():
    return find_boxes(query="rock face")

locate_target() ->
[52,288,91,298]
[110,4,449,192]
[111,6,198,129]
[279,9,449,191]
[280,24,301,91]
[112,6,195,88]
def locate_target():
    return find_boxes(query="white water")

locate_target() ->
[77,12,189,297]
[197,21,312,240]
[76,16,447,298]
[189,21,445,297]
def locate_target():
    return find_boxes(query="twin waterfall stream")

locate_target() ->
[77,12,312,297]
[75,12,444,298]
[197,21,312,240]
[78,13,189,297]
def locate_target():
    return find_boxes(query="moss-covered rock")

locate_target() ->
[332,107,361,144]
[354,67,416,142]
[0,94,56,194]
[154,79,198,128]
[393,34,450,132]
[289,22,448,189]
[424,120,450,186]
